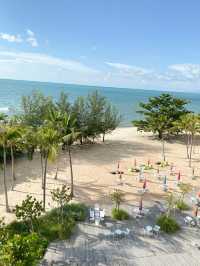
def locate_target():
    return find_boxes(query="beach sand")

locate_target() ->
[1,127,200,223]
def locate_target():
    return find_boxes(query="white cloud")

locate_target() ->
[0,50,101,85]
[0,33,23,43]
[26,29,38,47]
[168,64,200,80]
[106,62,152,77]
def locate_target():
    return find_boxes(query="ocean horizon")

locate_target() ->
[0,78,200,126]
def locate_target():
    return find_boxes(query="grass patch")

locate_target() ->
[111,208,129,220]
[156,214,180,234]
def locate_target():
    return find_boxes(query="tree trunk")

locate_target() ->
[158,130,162,139]
[11,144,15,190]
[189,134,193,168]
[102,133,105,142]
[162,138,166,161]
[40,154,44,189]
[3,145,9,212]
[43,155,48,210]
[186,134,190,159]
[68,147,74,198]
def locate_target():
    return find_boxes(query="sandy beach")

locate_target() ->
[1,127,199,223]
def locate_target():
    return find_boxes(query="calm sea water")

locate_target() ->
[0,79,200,126]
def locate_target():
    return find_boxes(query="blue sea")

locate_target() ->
[0,79,200,126]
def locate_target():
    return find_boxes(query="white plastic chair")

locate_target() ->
[100,209,105,220]
[153,225,160,237]
[89,209,95,221]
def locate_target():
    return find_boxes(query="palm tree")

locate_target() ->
[61,115,79,198]
[47,109,79,198]
[37,126,59,210]
[0,126,10,212]
[7,126,22,190]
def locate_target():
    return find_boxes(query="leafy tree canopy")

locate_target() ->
[132,93,189,139]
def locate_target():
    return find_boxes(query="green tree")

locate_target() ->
[86,91,107,141]
[21,90,54,127]
[15,195,43,232]
[110,189,124,211]
[37,126,59,210]
[173,113,200,167]
[62,115,80,198]
[100,104,121,142]
[133,93,189,139]
[0,233,47,266]
[51,185,71,223]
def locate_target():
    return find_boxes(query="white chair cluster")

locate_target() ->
[143,225,160,237]
[89,206,105,225]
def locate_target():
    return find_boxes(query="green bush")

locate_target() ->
[58,217,75,240]
[111,208,129,220]
[156,214,180,234]
[176,200,190,211]
[0,233,47,266]
[63,203,87,221]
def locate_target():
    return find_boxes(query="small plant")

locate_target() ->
[156,214,180,233]
[0,233,47,266]
[111,208,129,220]
[110,189,124,211]
[176,200,190,211]
[51,185,71,223]
[179,183,192,201]
[166,192,177,217]
[15,195,44,232]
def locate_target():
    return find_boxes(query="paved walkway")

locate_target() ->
[41,216,200,266]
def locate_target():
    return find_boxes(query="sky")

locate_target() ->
[1,0,200,91]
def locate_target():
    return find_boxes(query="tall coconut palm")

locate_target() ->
[62,115,80,198]
[0,126,10,212]
[37,126,59,210]
[7,126,22,190]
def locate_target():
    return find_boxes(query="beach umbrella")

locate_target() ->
[177,171,181,182]
[163,175,167,185]
[139,197,143,211]
[143,179,147,189]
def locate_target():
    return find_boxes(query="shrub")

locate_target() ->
[15,195,43,232]
[63,203,87,221]
[58,217,75,240]
[111,208,129,220]
[176,200,190,211]
[0,233,47,266]
[156,214,180,234]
